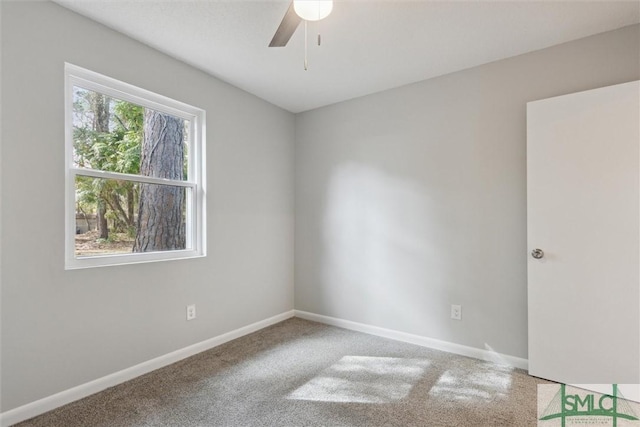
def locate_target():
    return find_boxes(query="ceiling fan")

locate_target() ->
[269,0,334,47]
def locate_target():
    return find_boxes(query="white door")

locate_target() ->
[527,81,640,398]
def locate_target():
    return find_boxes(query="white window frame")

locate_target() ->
[65,63,206,269]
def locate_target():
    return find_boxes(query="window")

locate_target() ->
[65,63,205,269]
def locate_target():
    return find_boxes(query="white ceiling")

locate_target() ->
[53,0,639,113]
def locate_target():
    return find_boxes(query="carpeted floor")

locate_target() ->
[16,318,552,426]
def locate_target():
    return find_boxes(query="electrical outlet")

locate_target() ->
[451,304,462,320]
[186,304,196,321]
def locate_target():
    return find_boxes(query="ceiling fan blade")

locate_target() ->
[269,2,301,47]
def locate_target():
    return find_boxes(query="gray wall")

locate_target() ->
[1,1,294,412]
[295,24,640,360]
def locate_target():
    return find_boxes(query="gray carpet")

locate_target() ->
[16,318,552,426]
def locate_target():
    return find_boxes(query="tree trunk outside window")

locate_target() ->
[92,92,110,239]
[133,110,186,252]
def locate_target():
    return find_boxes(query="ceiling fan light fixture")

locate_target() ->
[293,0,333,22]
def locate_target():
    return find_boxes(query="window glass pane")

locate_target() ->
[75,176,189,257]
[72,86,190,180]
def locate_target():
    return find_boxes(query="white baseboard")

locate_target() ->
[0,310,295,427]
[294,310,528,370]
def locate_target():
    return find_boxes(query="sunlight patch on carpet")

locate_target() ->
[288,356,431,403]
[428,360,513,403]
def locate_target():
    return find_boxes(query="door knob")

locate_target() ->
[531,248,544,259]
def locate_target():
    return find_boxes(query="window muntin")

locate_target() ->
[65,64,205,269]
